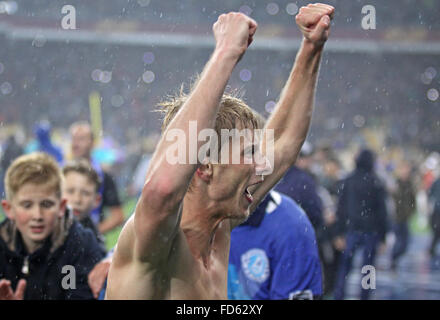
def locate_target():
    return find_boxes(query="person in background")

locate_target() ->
[274,142,326,292]
[391,160,416,271]
[275,142,324,234]
[428,176,440,257]
[333,149,389,300]
[228,190,323,300]
[33,121,64,165]
[62,159,107,252]
[317,154,346,296]
[0,134,24,199]
[69,121,124,234]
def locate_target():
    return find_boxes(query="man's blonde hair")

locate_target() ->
[4,152,63,200]
[157,84,261,137]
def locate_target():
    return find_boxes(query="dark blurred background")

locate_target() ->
[0,0,438,151]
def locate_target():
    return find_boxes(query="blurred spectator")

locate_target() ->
[62,159,107,252]
[0,134,24,199]
[128,134,159,197]
[391,160,416,270]
[333,149,389,300]
[315,154,345,296]
[275,142,324,232]
[428,177,440,256]
[316,184,340,297]
[321,155,344,196]
[69,121,124,234]
[33,121,64,165]
[274,143,328,295]
[228,191,323,300]
[0,153,105,299]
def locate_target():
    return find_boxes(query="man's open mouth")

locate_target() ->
[244,187,253,204]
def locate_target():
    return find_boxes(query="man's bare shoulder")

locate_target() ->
[112,212,198,270]
[106,217,202,299]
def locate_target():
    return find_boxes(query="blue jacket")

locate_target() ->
[275,166,324,231]
[34,123,64,165]
[228,191,323,300]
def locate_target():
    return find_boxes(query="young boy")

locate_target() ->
[62,160,106,248]
[0,152,105,299]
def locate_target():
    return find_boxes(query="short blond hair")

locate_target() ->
[4,152,63,200]
[157,84,261,137]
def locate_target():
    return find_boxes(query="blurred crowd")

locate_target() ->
[0,41,438,150]
[1,118,440,299]
[0,0,439,301]
[5,0,440,33]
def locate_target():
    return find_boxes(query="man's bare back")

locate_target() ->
[105,4,334,300]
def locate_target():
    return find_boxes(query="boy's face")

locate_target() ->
[63,171,100,220]
[1,182,66,252]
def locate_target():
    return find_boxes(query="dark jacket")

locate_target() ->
[335,150,389,242]
[77,215,106,251]
[429,178,440,234]
[275,166,324,232]
[0,136,23,172]
[0,210,106,300]
[393,179,416,223]
[430,178,440,215]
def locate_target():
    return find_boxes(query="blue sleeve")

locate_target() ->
[35,124,64,164]
[276,176,323,230]
[268,207,323,299]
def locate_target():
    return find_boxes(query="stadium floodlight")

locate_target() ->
[0,1,17,15]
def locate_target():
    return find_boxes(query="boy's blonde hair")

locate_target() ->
[4,152,63,200]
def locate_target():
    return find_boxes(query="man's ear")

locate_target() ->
[58,198,68,218]
[94,194,102,210]
[196,164,213,183]
[1,200,13,220]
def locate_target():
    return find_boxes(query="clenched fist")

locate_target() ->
[213,12,258,61]
[296,3,334,47]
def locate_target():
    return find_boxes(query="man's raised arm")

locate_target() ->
[250,3,334,212]
[132,13,258,262]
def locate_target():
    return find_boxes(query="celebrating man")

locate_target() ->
[106,3,334,299]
